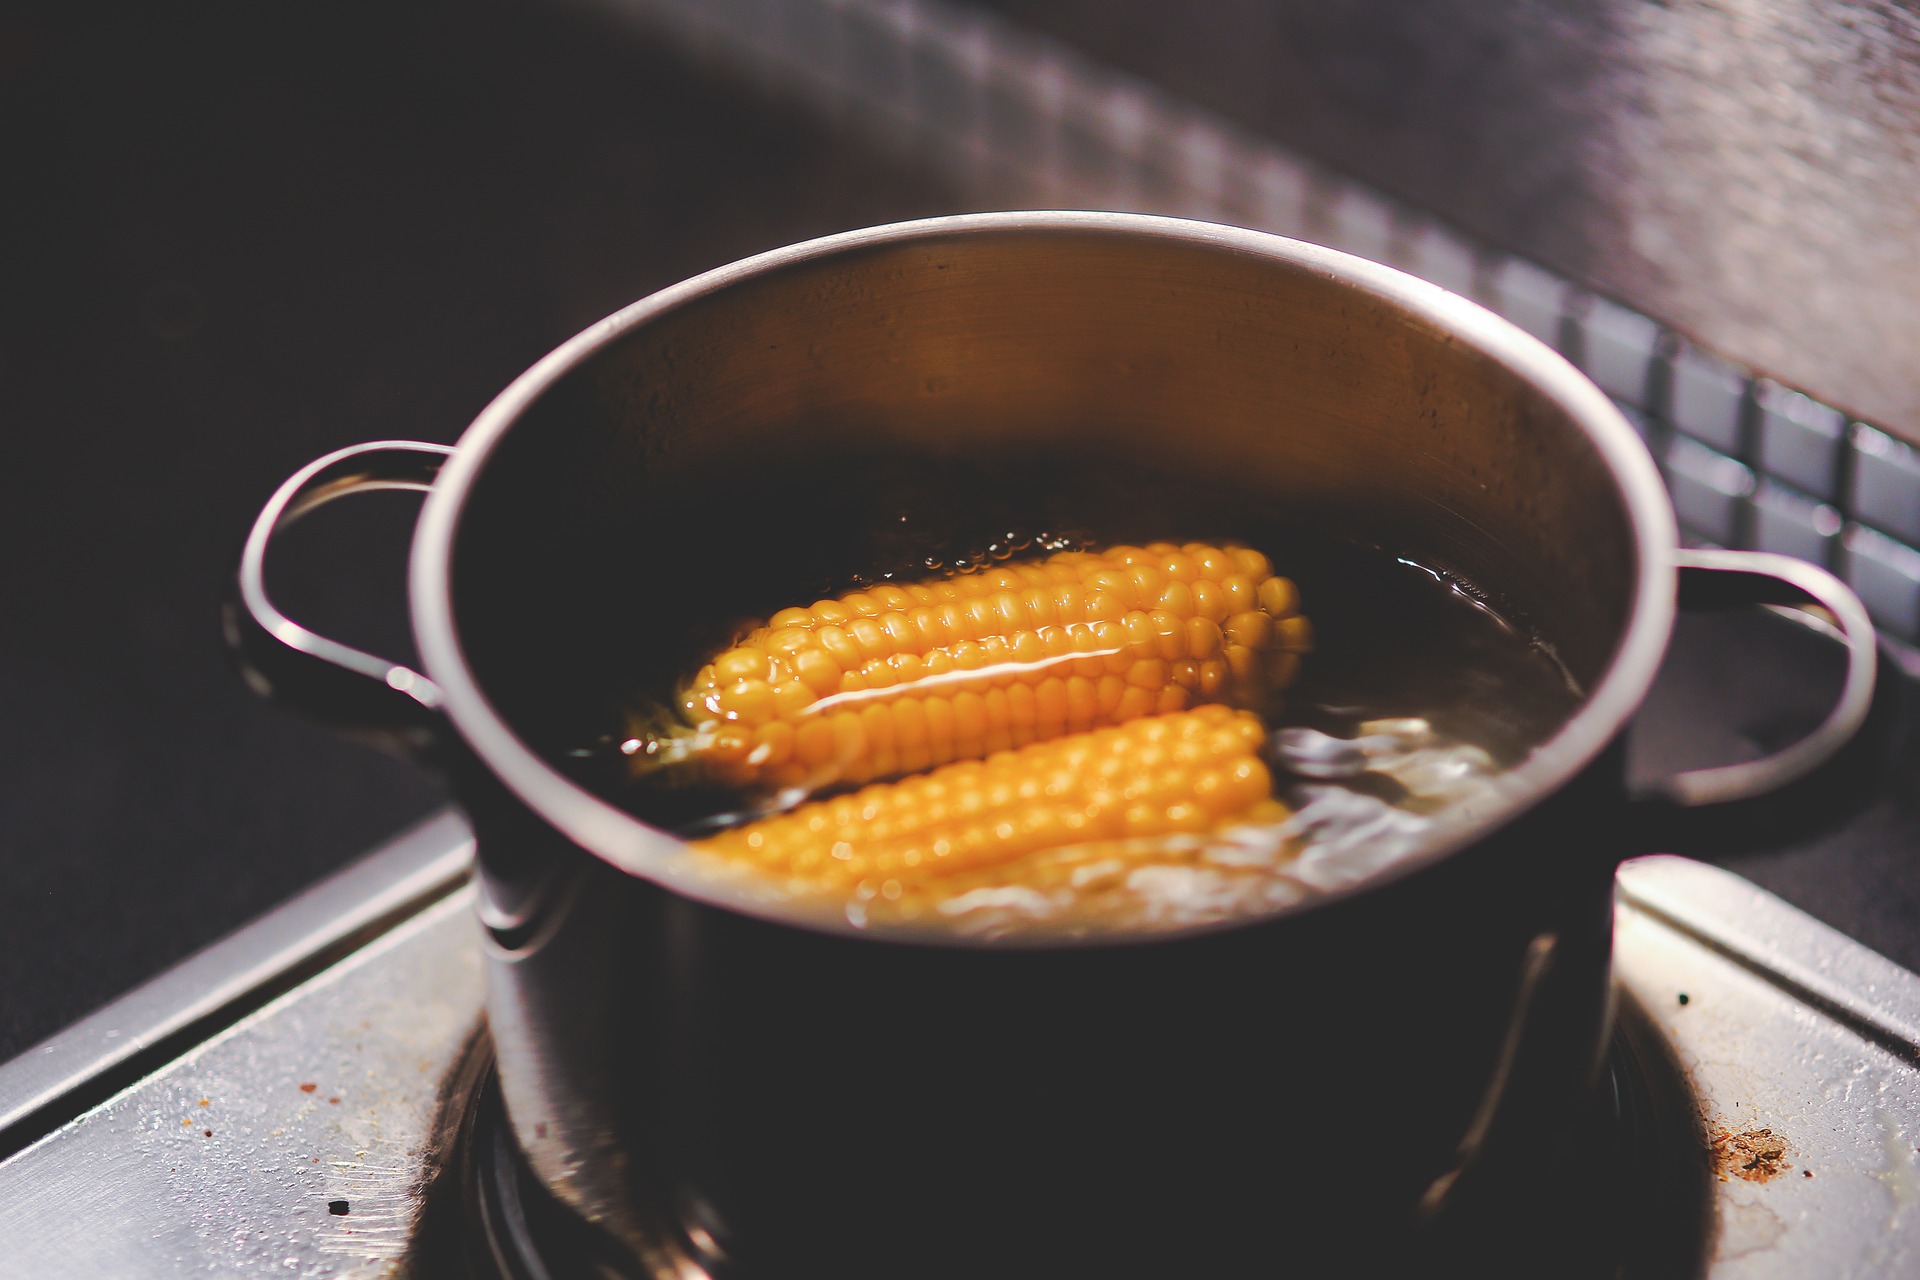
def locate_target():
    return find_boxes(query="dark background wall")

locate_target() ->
[0,0,956,1059]
[979,0,1920,443]
[4,0,1917,1064]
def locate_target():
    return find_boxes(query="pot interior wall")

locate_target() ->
[447,226,1642,784]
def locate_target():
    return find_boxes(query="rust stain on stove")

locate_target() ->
[1711,1125,1791,1183]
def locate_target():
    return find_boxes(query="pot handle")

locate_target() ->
[1628,547,1878,848]
[223,440,455,747]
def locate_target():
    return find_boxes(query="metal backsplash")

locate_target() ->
[970,0,1920,452]
[579,0,1920,647]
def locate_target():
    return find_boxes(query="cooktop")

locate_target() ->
[4,0,1916,1072]
[3,1,1919,1274]
[5,816,1918,1276]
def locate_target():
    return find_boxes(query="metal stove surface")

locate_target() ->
[2,815,1918,1278]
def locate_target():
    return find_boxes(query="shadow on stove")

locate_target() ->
[406,990,1715,1279]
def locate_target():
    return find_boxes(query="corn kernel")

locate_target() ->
[715,649,771,682]
[1224,610,1275,649]
[723,679,776,726]
[1257,576,1299,618]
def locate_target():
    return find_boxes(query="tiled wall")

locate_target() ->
[589,0,1920,650]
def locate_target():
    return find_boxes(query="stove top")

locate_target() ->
[3,815,1916,1278]
[6,1,1920,1275]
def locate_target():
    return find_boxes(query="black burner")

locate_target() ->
[408,989,1714,1279]
[408,1031,637,1280]
[1420,989,1715,1279]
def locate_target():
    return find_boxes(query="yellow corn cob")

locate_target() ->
[691,706,1287,919]
[638,542,1311,791]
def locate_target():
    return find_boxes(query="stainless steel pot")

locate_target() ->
[231,212,1876,1276]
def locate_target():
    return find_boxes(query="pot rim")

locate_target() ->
[409,210,1679,946]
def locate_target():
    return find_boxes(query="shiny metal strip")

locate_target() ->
[0,886,485,1280]
[1615,857,1920,1276]
[1617,854,1920,1062]
[0,809,473,1158]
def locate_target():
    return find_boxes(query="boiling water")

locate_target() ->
[569,454,1585,937]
